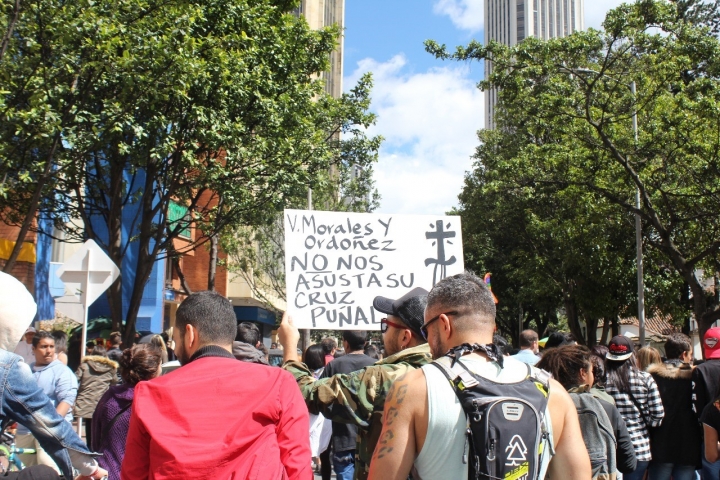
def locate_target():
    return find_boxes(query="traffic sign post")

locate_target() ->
[56,239,120,361]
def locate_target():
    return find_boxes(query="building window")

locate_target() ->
[168,200,192,240]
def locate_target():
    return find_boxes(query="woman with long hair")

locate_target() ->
[636,346,662,372]
[604,336,665,480]
[91,344,163,480]
[537,345,636,475]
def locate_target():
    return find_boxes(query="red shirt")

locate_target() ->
[121,354,311,480]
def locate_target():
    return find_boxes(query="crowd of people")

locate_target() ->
[5,266,720,479]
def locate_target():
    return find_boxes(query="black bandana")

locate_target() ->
[444,342,504,368]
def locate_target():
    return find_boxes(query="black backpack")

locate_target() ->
[431,343,552,480]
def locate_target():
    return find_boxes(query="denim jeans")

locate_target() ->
[648,462,697,480]
[332,449,355,480]
[624,460,650,480]
[702,456,720,479]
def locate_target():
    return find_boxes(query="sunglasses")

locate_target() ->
[380,318,407,333]
[420,311,458,340]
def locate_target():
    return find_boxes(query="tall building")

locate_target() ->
[485,0,584,128]
[296,0,344,98]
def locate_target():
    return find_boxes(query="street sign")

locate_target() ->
[56,239,119,307]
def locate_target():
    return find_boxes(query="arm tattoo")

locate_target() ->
[375,430,395,459]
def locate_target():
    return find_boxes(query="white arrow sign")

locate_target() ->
[56,239,119,308]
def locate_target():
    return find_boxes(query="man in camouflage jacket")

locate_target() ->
[279,287,431,480]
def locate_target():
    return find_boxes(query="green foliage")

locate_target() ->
[0,0,380,337]
[428,0,720,344]
[221,74,382,312]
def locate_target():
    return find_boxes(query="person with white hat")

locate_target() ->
[0,272,107,479]
[13,326,36,364]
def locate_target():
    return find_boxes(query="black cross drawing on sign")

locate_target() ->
[425,220,457,286]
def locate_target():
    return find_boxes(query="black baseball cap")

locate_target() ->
[373,287,429,338]
[606,335,634,362]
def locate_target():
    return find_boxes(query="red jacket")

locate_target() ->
[121,352,312,480]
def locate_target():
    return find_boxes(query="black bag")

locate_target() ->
[431,343,552,480]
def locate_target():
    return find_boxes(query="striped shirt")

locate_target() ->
[606,368,664,461]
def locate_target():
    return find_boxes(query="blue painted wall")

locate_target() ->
[82,167,165,333]
[34,216,54,321]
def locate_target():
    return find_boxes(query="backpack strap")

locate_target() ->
[430,357,479,389]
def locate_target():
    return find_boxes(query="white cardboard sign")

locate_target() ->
[284,209,464,329]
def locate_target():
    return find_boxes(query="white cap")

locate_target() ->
[0,272,37,351]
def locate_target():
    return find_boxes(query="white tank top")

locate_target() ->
[414,356,554,480]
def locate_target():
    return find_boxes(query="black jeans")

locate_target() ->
[3,465,61,479]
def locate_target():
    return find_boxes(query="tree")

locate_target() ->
[1,0,379,343]
[428,0,717,343]
[221,75,382,313]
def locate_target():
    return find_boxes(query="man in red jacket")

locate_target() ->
[121,291,311,480]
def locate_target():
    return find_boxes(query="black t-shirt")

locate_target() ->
[701,401,720,433]
[320,353,376,452]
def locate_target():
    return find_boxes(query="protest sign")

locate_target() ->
[284,209,464,330]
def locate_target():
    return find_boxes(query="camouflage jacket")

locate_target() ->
[283,343,432,480]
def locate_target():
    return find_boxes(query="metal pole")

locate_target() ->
[631,81,646,346]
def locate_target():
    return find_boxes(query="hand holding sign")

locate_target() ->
[284,210,464,330]
[278,312,301,363]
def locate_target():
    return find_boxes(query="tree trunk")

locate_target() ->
[122,169,158,347]
[564,296,586,345]
[600,317,611,345]
[0,0,21,61]
[106,159,124,332]
[4,134,59,273]
[173,256,193,296]
[585,317,598,346]
[208,234,218,291]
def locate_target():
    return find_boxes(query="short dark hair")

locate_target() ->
[519,329,539,348]
[175,291,237,346]
[303,344,326,370]
[109,331,122,345]
[665,333,692,360]
[545,331,571,349]
[32,330,54,348]
[426,272,496,333]
[343,330,367,352]
[321,337,337,355]
[236,322,260,346]
[364,344,381,360]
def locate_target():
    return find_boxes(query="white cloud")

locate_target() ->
[345,55,484,216]
[433,0,484,32]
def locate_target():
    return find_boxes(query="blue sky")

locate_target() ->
[342,0,626,215]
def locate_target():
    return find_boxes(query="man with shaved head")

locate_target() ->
[368,272,591,480]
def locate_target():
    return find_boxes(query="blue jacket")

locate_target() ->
[0,349,92,477]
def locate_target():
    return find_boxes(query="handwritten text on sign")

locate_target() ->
[284,210,464,330]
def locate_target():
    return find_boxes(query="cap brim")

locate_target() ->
[373,296,395,315]
[606,352,632,362]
